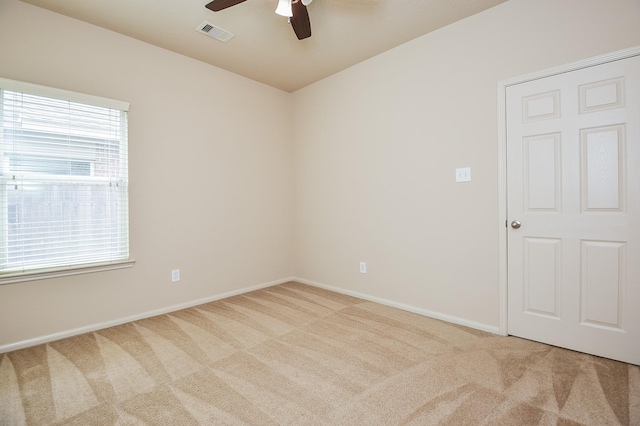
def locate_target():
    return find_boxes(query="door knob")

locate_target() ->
[511,220,521,229]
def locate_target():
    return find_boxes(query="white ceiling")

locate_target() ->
[19,0,507,92]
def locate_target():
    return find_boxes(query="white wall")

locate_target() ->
[292,0,640,330]
[0,0,294,350]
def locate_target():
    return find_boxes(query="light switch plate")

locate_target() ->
[455,167,471,182]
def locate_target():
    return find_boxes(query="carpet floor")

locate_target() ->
[1,281,638,425]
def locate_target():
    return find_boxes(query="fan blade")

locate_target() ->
[205,0,247,12]
[290,0,311,40]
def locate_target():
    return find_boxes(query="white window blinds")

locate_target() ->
[0,78,129,276]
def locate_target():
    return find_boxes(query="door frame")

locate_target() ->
[496,45,640,336]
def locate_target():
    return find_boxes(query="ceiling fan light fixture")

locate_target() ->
[275,0,293,17]
[301,0,313,5]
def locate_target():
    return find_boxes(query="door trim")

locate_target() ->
[497,45,640,336]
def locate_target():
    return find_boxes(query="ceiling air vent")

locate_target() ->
[196,21,235,43]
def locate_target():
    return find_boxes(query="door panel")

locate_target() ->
[580,240,624,329]
[523,237,561,318]
[524,133,561,211]
[581,125,624,211]
[507,55,640,365]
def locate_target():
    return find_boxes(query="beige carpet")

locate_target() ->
[1,282,638,425]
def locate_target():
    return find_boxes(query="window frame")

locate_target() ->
[0,77,134,284]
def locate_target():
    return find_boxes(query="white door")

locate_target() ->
[506,54,640,365]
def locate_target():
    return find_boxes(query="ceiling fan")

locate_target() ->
[205,0,314,40]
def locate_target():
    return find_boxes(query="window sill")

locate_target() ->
[0,259,136,285]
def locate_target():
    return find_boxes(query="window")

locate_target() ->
[0,78,130,280]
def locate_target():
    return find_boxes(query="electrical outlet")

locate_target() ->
[360,262,367,273]
[171,269,180,282]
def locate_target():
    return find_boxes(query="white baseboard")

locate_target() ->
[0,277,295,354]
[1,276,500,353]
[294,277,501,335]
